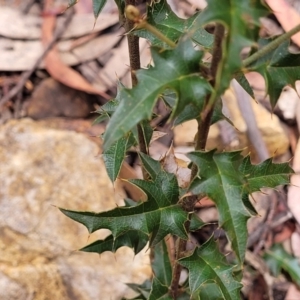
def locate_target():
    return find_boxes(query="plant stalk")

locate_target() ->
[170,23,226,300]
[243,23,300,67]
[125,1,149,174]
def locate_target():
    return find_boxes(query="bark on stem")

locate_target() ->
[125,1,148,174]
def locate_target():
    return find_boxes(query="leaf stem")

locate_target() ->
[142,22,176,48]
[243,23,300,67]
[125,4,176,48]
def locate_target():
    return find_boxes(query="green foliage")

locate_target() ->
[134,1,213,48]
[60,0,299,298]
[60,167,189,247]
[264,244,300,286]
[188,151,292,265]
[80,231,148,255]
[102,132,135,182]
[103,38,212,150]
[193,0,269,93]
[92,0,107,19]
[250,39,300,107]
[179,237,242,299]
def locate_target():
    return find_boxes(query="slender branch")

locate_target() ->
[201,24,225,121]
[125,1,149,176]
[243,23,300,67]
[210,24,226,80]
[125,1,141,86]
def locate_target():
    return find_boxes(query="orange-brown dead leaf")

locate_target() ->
[42,7,110,99]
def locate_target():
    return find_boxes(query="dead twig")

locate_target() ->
[232,79,269,162]
[253,192,278,254]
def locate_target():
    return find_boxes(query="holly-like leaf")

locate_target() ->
[234,73,255,99]
[198,282,225,300]
[148,277,170,300]
[190,213,206,232]
[264,244,300,286]
[250,40,300,107]
[80,231,148,255]
[134,1,213,48]
[240,156,293,192]
[179,237,242,299]
[103,38,212,150]
[67,0,78,8]
[92,0,107,19]
[60,170,188,247]
[126,280,152,300]
[102,132,135,182]
[188,150,292,264]
[139,152,161,180]
[193,0,269,92]
[152,240,172,286]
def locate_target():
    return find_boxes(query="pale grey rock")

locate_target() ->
[0,118,150,300]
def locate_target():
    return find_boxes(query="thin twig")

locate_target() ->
[0,9,74,110]
[253,192,277,254]
[243,23,300,67]
[125,1,149,180]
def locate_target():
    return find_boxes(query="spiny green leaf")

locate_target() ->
[240,156,293,192]
[188,150,251,264]
[264,244,300,286]
[174,96,225,125]
[126,280,151,300]
[134,1,213,48]
[188,150,292,265]
[148,277,170,300]
[190,213,206,232]
[138,120,154,153]
[139,152,161,180]
[193,0,269,92]
[93,114,108,125]
[179,237,242,299]
[198,282,225,300]
[102,132,135,182]
[234,73,255,99]
[92,0,107,19]
[250,39,300,107]
[152,240,172,286]
[67,0,78,9]
[103,38,212,150]
[80,231,148,255]
[59,170,188,247]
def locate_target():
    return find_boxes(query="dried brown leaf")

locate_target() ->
[42,13,109,99]
[161,145,191,189]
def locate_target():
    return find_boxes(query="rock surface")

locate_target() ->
[0,118,150,300]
